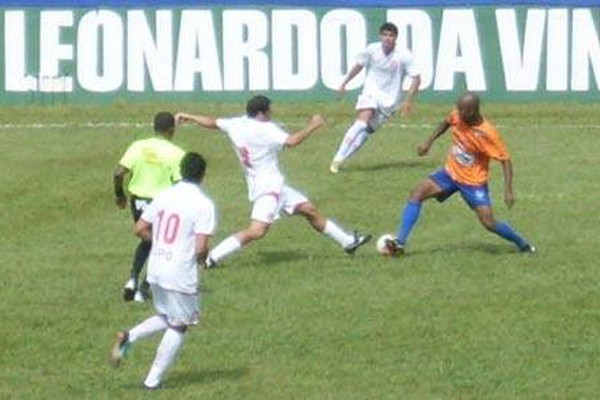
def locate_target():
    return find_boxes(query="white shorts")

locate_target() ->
[151,284,200,327]
[251,185,309,224]
[355,93,399,132]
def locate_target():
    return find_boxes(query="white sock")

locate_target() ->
[143,328,186,388]
[323,220,354,248]
[128,315,168,343]
[209,235,242,263]
[333,120,369,163]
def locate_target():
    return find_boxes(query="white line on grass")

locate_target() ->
[0,121,599,130]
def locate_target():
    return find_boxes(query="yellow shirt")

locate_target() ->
[119,137,185,198]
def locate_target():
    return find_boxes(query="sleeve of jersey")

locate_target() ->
[215,118,229,132]
[355,46,370,67]
[118,142,139,169]
[446,110,459,125]
[403,52,420,77]
[194,201,216,235]
[482,129,510,161]
[268,124,289,148]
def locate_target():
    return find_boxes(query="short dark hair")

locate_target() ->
[246,95,271,117]
[154,112,175,134]
[380,22,398,36]
[180,152,206,183]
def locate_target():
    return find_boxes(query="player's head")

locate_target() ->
[379,22,398,52]
[180,152,207,183]
[457,92,482,126]
[154,112,176,137]
[246,95,272,119]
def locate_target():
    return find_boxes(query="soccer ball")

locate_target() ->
[376,233,395,256]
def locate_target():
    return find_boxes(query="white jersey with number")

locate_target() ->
[142,181,216,295]
[356,42,419,109]
[216,116,288,201]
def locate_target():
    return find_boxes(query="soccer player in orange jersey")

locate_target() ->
[386,92,535,255]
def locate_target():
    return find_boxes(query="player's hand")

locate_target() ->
[504,191,515,209]
[175,112,192,125]
[115,195,127,209]
[400,101,414,117]
[417,142,430,156]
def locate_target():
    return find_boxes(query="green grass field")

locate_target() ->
[1,100,599,399]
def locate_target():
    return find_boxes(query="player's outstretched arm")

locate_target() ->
[176,112,219,130]
[285,114,325,148]
[337,64,364,95]
[417,120,450,156]
[500,159,515,209]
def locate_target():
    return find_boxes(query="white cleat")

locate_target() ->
[329,161,342,174]
[133,291,145,302]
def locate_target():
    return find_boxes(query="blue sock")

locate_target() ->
[493,221,529,249]
[396,200,422,245]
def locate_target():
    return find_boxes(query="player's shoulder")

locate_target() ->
[394,47,415,60]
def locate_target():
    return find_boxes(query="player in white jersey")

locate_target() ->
[330,22,421,174]
[176,95,371,267]
[110,152,216,390]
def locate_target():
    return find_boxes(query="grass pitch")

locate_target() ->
[1,100,599,399]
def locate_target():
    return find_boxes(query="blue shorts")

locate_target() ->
[429,169,491,209]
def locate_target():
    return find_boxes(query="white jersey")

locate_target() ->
[356,42,419,109]
[216,116,288,201]
[142,181,216,295]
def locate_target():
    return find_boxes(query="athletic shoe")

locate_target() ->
[140,280,151,300]
[122,279,136,302]
[109,331,130,368]
[385,238,405,256]
[329,161,342,174]
[204,256,218,269]
[142,382,163,390]
[344,232,372,255]
[520,243,537,254]
[133,291,145,303]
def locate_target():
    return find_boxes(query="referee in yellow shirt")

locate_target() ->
[113,112,185,302]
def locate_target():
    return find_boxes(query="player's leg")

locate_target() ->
[330,107,375,173]
[473,206,534,252]
[460,184,535,252]
[207,195,277,266]
[393,170,451,248]
[285,186,371,253]
[143,287,199,389]
[111,283,173,367]
[110,316,169,368]
[143,325,187,389]
[124,198,152,301]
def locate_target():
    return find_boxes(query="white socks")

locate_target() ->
[208,236,242,264]
[333,120,369,163]
[323,220,354,248]
[128,315,168,343]
[143,328,186,388]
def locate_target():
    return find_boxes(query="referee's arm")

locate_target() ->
[113,165,129,209]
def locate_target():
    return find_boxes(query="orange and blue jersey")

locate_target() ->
[444,110,510,186]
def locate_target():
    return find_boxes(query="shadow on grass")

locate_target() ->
[257,250,309,265]
[169,366,249,387]
[351,159,435,172]
[409,241,516,257]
